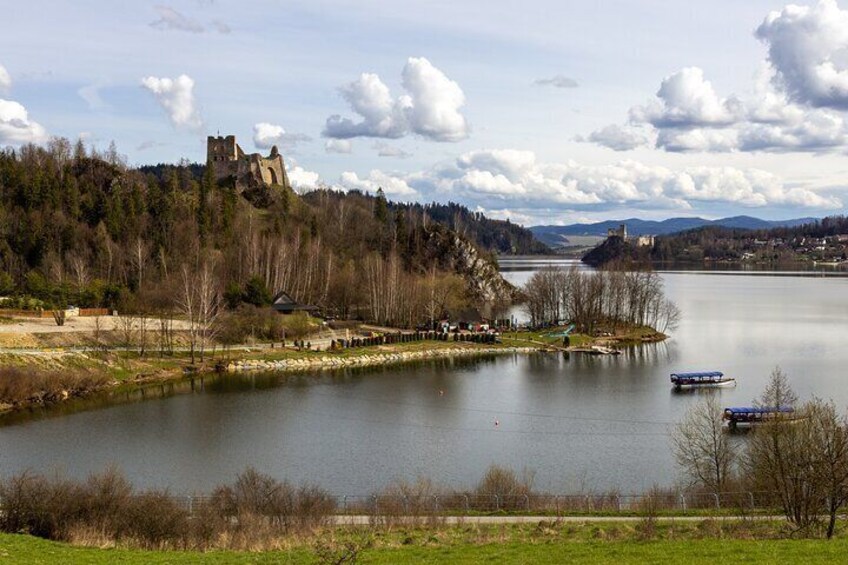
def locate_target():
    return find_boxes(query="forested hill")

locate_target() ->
[582,216,848,266]
[532,215,818,241]
[0,140,517,325]
[300,193,549,256]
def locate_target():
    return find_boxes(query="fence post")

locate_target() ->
[713,493,720,509]
[748,492,755,510]
[433,495,439,513]
[615,494,621,512]
[343,495,348,513]
[523,494,530,511]
[555,495,560,516]
[494,494,500,511]
[187,496,193,516]
[679,494,687,513]
[372,494,378,515]
[463,494,469,512]
[403,496,409,515]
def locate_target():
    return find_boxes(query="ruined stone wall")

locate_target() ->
[206,135,291,192]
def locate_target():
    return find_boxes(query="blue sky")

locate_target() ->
[3,0,848,225]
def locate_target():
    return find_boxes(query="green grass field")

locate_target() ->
[3,522,848,564]
[2,532,848,564]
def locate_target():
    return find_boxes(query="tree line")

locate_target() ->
[522,265,681,334]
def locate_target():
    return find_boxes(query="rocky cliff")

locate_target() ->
[418,224,517,303]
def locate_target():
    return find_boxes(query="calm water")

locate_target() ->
[1,259,847,495]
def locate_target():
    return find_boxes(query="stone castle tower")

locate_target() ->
[207,135,291,192]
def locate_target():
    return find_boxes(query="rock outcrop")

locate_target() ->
[418,224,517,303]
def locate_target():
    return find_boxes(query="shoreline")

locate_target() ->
[224,345,539,373]
[0,342,542,417]
[0,328,666,418]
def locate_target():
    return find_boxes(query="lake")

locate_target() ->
[2,258,847,495]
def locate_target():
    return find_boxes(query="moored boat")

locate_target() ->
[722,406,795,429]
[670,371,735,389]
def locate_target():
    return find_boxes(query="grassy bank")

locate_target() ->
[0,323,664,415]
[0,340,532,415]
[501,325,665,350]
[2,523,848,564]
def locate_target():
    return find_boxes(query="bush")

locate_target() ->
[0,467,334,550]
[125,491,189,549]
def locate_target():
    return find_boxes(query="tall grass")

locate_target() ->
[0,366,109,407]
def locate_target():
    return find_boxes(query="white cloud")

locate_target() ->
[340,149,840,214]
[756,0,848,109]
[136,140,166,151]
[588,65,848,153]
[324,57,469,142]
[584,124,654,151]
[252,122,310,150]
[324,73,406,139]
[325,139,352,154]
[373,141,411,158]
[288,164,321,191]
[141,74,203,131]
[150,5,205,33]
[401,57,469,141]
[0,64,11,93]
[339,170,418,197]
[211,20,231,34]
[533,75,579,88]
[78,81,107,110]
[630,67,739,128]
[0,99,48,144]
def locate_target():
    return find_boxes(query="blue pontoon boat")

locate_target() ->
[670,371,735,389]
[722,406,795,428]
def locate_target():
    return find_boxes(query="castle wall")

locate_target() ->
[206,135,291,192]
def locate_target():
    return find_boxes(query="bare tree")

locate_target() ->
[744,367,817,531]
[131,238,148,292]
[196,260,221,362]
[176,265,199,364]
[137,312,149,357]
[805,399,848,539]
[672,395,737,495]
[91,315,105,352]
[176,259,221,364]
[117,315,136,351]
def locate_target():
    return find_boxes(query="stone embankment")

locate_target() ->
[225,346,539,373]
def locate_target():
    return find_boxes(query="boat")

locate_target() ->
[722,406,795,429]
[670,371,735,389]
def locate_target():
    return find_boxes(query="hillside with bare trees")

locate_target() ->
[0,140,533,328]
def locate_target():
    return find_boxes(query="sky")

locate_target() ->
[3,0,848,226]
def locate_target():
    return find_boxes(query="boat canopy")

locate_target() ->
[724,406,794,415]
[670,371,724,379]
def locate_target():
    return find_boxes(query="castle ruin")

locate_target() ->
[207,135,291,192]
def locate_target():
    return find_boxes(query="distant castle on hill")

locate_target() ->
[607,223,654,247]
[207,135,291,192]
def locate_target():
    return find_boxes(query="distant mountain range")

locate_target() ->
[530,216,818,248]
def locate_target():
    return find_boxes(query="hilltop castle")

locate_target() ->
[207,135,291,192]
[606,223,654,247]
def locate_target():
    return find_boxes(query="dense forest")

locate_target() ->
[583,216,848,266]
[0,139,541,327]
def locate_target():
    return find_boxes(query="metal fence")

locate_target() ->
[333,491,778,514]
[143,491,781,517]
